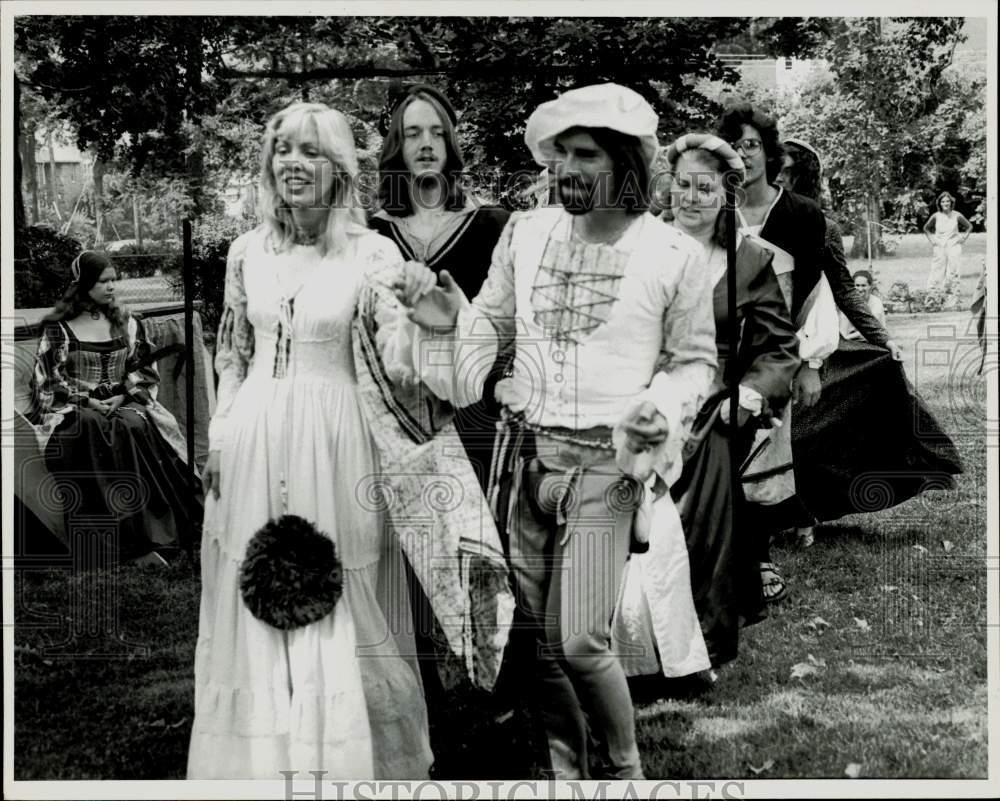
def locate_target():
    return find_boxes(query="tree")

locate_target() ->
[776,17,970,256]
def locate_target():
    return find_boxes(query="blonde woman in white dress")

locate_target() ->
[187,102,434,780]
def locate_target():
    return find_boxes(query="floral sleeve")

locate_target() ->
[208,232,255,451]
[33,322,87,416]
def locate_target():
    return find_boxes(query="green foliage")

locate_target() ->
[13,225,82,309]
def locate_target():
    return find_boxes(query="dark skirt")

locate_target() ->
[670,403,766,667]
[43,399,198,563]
[791,339,964,523]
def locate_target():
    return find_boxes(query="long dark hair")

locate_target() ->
[782,141,823,204]
[45,250,129,336]
[377,86,466,217]
[586,127,652,216]
[718,101,783,185]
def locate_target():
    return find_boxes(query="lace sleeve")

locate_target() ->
[367,222,518,408]
[208,232,255,451]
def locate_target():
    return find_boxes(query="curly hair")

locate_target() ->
[717,101,783,185]
[45,250,129,336]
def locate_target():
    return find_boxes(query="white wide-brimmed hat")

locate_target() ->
[525,82,659,169]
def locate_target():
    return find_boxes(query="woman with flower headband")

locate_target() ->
[188,101,512,780]
[31,250,198,566]
[614,134,800,679]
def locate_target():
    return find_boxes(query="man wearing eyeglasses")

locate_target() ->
[716,102,839,607]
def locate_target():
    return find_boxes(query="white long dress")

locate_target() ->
[187,226,433,780]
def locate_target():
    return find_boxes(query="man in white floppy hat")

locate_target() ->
[392,82,717,779]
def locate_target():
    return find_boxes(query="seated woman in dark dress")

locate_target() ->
[31,250,199,566]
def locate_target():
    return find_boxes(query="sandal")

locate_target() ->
[796,526,815,548]
[759,562,788,604]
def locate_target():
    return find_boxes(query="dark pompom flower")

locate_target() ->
[239,515,343,630]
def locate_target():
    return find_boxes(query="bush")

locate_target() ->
[14,225,83,309]
[104,239,184,279]
[169,213,258,344]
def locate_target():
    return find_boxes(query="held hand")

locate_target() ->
[793,366,822,407]
[85,397,109,413]
[203,451,221,500]
[103,395,126,417]
[621,400,669,453]
[886,340,903,362]
[395,269,464,331]
[393,260,438,307]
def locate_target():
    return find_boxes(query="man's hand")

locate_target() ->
[793,365,822,407]
[620,401,669,453]
[718,398,752,428]
[392,265,464,331]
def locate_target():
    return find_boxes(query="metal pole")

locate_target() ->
[725,178,740,544]
[182,219,197,562]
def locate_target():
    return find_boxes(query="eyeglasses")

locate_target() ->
[731,139,763,156]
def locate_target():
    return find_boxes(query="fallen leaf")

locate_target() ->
[941,540,954,552]
[748,758,775,775]
[845,762,862,778]
[790,662,819,680]
[881,585,899,593]
[912,544,928,554]
[148,719,166,728]
[854,617,871,632]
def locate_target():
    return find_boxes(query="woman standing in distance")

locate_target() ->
[923,191,971,293]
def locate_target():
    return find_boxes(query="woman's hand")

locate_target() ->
[393,267,464,331]
[393,260,438,307]
[85,397,108,412]
[793,365,823,407]
[203,450,221,500]
[886,340,903,362]
[103,395,126,417]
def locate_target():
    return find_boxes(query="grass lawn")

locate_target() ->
[13,233,989,780]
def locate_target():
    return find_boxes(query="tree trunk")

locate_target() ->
[133,193,144,250]
[47,130,59,217]
[93,158,107,245]
[14,75,26,231]
[23,118,40,225]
